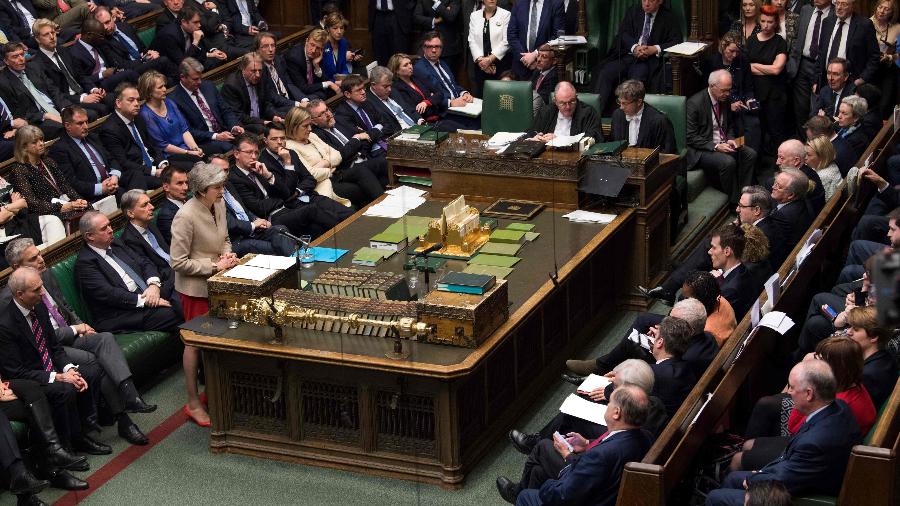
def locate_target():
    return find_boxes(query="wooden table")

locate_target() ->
[182,199,636,488]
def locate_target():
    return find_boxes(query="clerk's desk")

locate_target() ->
[182,197,636,488]
[387,136,678,306]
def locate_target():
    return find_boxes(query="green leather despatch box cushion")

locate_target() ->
[482,80,534,136]
[645,94,687,155]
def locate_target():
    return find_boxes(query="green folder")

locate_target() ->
[489,229,526,243]
[463,264,514,280]
[523,232,541,242]
[480,242,522,256]
[468,254,521,267]
[370,230,407,244]
[506,223,535,231]
[384,217,432,242]
[585,140,628,157]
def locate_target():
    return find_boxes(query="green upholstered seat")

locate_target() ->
[644,94,686,156]
[50,255,91,325]
[576,93,601,115]
[481,80,534,136]
[138,27,156,49]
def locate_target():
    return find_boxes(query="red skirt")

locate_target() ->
[179,292,210,321]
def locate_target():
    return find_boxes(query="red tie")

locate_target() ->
[535,72,545,91]
[29,310,54,372]
[585,431,610,451]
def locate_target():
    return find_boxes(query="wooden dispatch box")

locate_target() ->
[207,254,300,318]
[416,280,509,348]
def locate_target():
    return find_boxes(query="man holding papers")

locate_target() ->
[499,385,653,506]
[528,82,602,144]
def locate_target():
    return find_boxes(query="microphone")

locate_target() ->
[416,243,443,256]
[272,226,304,244]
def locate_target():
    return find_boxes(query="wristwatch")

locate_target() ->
[148,280,162,288]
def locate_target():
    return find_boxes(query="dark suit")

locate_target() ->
[221,0,263,35]
[769,199,813,269]
[368,0,414,66]
[863,350,897,409]
[73,242,182,333]
[220,71,277,129]
[150,21,210,68]
[267,54,305,102]
[813,82,855,119]
[0,0,37,42]
[799,163,826,216]
[228,164,327,237]
[99,112,165,191]
[367,89,423,132]
[105,23,178,83]
[719,263,759,319]
[610,104,676,154]
[313,125,387,206]
[814,14,879,88]
[707,400,861,504]
[529,101,603,142]
[48,133,121,202]
[507,0,565,77]
[516,428,653,506]
[683,332,719,379]
[221,181,295,256]
[530,68,558,106]
[334,100,393,143]
[685,88,757,204]
[67,39,140,93]
[593,5,681,111]
[29,46,109,120]
[155,198,181,245]
[413,0,462,60]
[169,81,239,155]
[788,4,836,128]
[650,358,696,419]
[413,57,467,110]
[755,215,783,270]
[120,222,175,286]
[0,66,65,138]
[283,45,331,99]
[390,76,448,120]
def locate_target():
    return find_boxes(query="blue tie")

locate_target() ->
[108,249,148,291]
[115,30,140,60]
[386,98,415,127]
[128,121,154,169]
[223,190,249,222]
[144,230,170,262]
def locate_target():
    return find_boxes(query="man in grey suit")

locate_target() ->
[2,238,157,442]
[787,0,834,133]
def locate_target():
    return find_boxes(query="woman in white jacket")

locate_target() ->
[468,0,511,95]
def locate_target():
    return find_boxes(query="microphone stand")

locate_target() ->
[273,227,307,288]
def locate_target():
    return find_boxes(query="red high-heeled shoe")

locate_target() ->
[183,405,211,427]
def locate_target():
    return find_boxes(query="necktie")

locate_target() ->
[306,57,314,85]
[434,63,457,98]
[144,230,170,261]
[330,127,349,145]
[527,0,539,51]
[40,293,68,328]
[713,101,726,140]
[56,0,69,12]
[108,249,148,291]
[829,20,845,60]
[640,13,653,46]
[81,140,109,180]
[53,52,81,94]
[385,98,415,127]
[28,310,54,372]
[192,90,221,132]
[379,0,389,10]
[223,190,249,221]
[267,64,288,98]
[19,74,59,116]
[90,47,101,76]
[128,121,154,168]
[250,172,268,196]
[356,107,389,152]
[236,0,251,26]
[115,31,140,60]
[535,72,545,91]
[247,84,259,117]
[0,95,11,123]
[585,431,611,451]
[808,10,823,59]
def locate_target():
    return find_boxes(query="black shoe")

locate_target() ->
[16,494,48,506]
[45,446,88,472]
[495,476,519,504]
[118,421,149,445]
[81,419,103,435]
[9,471,48,496]
[508,429,539,455]
[48,470,88,491]
[561,372,584,386]
[72,435,112,455]
[124,397,157,414]
[637,285,674,303]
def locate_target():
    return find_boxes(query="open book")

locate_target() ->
[448,98,482,118]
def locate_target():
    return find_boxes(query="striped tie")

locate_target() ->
[29,310,53,372]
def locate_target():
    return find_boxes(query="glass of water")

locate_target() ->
[300,234,314,268]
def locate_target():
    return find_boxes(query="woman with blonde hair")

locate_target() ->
[805,136,841,200]
[138,70,204,165]
[8,126,81,240]
[321,12,359,82]
[283,106,354,208]
[730,0,762,45]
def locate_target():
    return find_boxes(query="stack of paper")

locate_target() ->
[576,374,612,395]
[222,264,278,282]
[487,132,526,148]
[363,193,427,218]
[244,254,296,270]
[546,133,584,147]
[547,35,587,45]
[562,210,617,224]
[559,393,607,425]
[626,328,654,351]
[758,311,795,335]
[448,98,483,117]
[665,41,708,56]
[385,185,428,199]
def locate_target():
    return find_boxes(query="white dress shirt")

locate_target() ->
[87,244,159,307]
[802,5,832,58]
[826,16,850,60]
[553,112,572,137]
[626,106,644,146]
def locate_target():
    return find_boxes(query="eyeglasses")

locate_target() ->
[616,98,639,106]
[423,44,443,49]
[557,99,578,106]
[735,203,757,209]
[238,149,259,155]
[312,109,332,119]
[771,182,787,190]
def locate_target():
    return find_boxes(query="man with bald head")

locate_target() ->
[686,70,757,205]
[528,82,603,143]
[706,360,861,505]
[776,138,825,215]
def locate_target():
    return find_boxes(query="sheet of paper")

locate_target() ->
[385,185,428,199]
[751,298,761,327]
[245,254,296,270]
[665,41,708,56]
[92,194,118,215]
[546,133,584,147]
[562,210,617,224]
[487,132,526,147]
[626,328,654,351]
[547,35,587,45]
[559,393,607,425]
[448,97,482,117]
[576,374,612,394]
[764,273,780,306]
[222,264,277,282]
[758,311,795,335]
[0,234,20,244]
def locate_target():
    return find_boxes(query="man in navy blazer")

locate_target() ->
[170,57,243,155]
[813,58,855,118]
[507,0,564,78]
[706,360,861,505]
[367,66,425,132]
[150,5,228,70]
[770,168,814,268]
[49,106,125,202]
[67,19,140,93]
[813,0,879,89]
[0,0,38,43]
[334,75,394,150]
[119,190,176,289]
[156,166,190,244]
[708,223,760,319]
[221,53,283,134]
[512,385,653,506]
[74,212,183,334]
[413,31,479,129]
